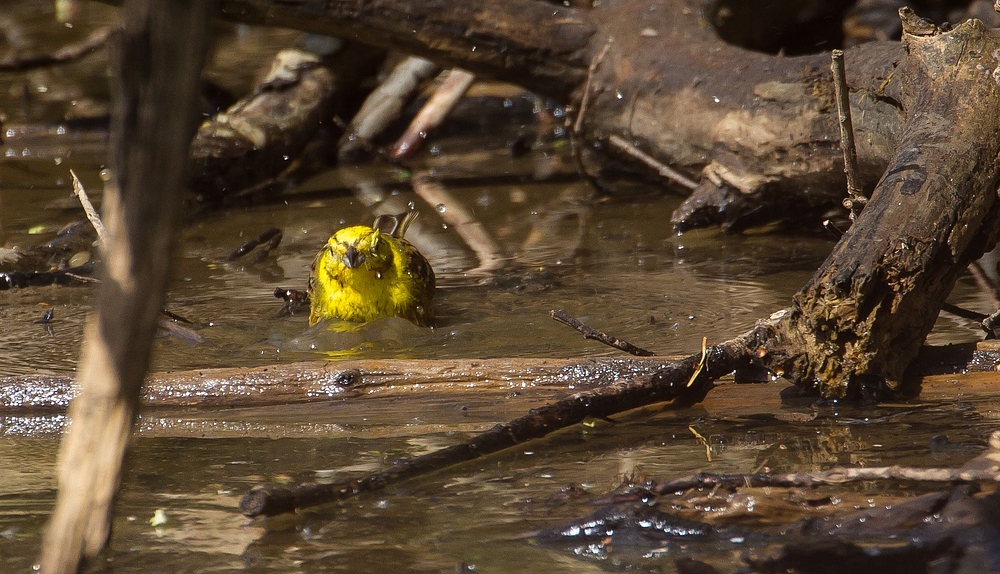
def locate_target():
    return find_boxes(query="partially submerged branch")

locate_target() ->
[338,55,440,161]
[550,309,655,356]
[189,40,384,204]
[761,14,1000,398]
[238,318,774,516]
[0,25,114,71]
[389,68,475,159]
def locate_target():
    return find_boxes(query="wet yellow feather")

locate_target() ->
[308,215,435,327]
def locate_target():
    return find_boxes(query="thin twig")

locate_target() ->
[574,38,613,136]
[688,425,712,462]
[551,309,655,356]
[940,302,988,322]
[607,134,699,191]
[831,49,865,220]
[569,38,615,194]
[69,169,105,248]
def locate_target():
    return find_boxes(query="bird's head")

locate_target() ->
[322,225,393,274]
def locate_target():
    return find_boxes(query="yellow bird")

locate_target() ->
[308,211,435,327]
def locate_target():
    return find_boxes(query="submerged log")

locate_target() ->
[2,341,999,412]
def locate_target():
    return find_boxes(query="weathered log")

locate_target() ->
[3,340,1000,413]
[759,13,1000,398]
[0,357,674,412]
[217,0,594,99]
[189,40,384,204]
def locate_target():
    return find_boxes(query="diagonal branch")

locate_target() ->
[217,0,596,98]
[239,317,777,516]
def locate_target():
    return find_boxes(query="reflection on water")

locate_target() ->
[1,390,997,573]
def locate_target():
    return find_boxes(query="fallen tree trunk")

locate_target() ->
[216,0,901,221]
[760,13,1000,397]
[2,340,999,412]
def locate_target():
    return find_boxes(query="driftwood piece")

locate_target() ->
[389,68,475,159]
[39,2,211,572]
[190,41,362,203]
[189,40,385,204]
[0,357,673,412]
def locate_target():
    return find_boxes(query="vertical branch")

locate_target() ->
[39,2,211,573]
[831,49,865,220]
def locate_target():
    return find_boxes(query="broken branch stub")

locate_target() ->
[760,14,1000,398]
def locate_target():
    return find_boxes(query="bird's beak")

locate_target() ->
[343,245,364,269]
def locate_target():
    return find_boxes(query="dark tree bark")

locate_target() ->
[761,13,1000,397]
[216,0,901,215]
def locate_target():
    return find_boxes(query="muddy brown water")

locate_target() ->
[2,3,1000,572]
